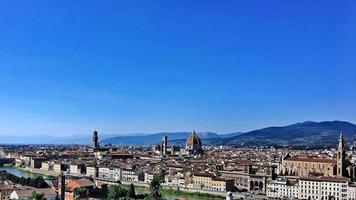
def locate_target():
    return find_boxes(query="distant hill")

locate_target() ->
[1,121,355,147]
[100,132,220,146]
[215,121,356,147]
[219,132,244,138]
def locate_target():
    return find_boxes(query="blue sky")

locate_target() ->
[0,1,355,136]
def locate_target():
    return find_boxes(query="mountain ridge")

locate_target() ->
[1,120,355,146]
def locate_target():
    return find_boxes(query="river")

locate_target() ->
[0,166,54,187]
[0,166,47,178]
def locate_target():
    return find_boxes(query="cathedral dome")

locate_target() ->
[186,131,202,149]
[186,131,202,146]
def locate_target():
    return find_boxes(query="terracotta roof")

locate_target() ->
[300,176,349,183]
[67,178,94,189]
[186,131,202,146]
[13,188,56,197]
[285,157,336,164]
[110,152,131,155]
[193,172,214,177]
[75,178,94,187]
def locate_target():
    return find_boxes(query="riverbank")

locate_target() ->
[0,166,56,182]
[13,165,54,178]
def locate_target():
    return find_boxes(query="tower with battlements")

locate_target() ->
[337,132,346,177]
[93,130,99,148]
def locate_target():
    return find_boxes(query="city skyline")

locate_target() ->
[1,1,356,136]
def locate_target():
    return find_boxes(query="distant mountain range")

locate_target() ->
[100,132,228,146]
[1,121,355,147]
[210,120,356,147]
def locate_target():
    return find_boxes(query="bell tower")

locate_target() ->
[337,132,346,177]
[93,130,99,148]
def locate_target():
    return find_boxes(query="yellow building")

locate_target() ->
[53,163,63,174]
[192,172,235,192]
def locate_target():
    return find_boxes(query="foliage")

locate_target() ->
[127,183,136,198]
[108,185,127,200]
[4,172,48,188]
[148,178,162,200]
[74,188,88,199]
[158,169,166,183]
[29,191,47,200]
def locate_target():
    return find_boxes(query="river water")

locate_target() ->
[0,166,53,187]
[0,166,45,178]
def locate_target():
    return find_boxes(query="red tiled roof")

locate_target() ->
[285,157,336,164]
[300,176,349,183]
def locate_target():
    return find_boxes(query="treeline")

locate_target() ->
[107,179,165,200]
[4,173,49,188]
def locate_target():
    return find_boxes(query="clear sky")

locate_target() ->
[0,1,355,136]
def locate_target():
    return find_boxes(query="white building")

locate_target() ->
[112,168,121,181]
[298,177,348,200]
[69,164,79,175]
[348,184,356,200]
[98,167,112,179]
[86,166,97,178]
[266,178,298,199]
[121,167,143,182]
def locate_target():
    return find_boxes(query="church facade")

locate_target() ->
[280,133,356,179]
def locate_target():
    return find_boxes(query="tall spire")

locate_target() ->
[339,131,344,141]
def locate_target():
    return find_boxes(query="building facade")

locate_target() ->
[266,178,298,199]
[298,177,348,200]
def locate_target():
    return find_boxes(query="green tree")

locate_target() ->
[26,177,32,185]
[159,169,166,183]
[36,177,48,188]
[74,188,88,199]
[107,185,127,200]
[148,178,162,200]
[127,183,136,199]
[29,191,47,200]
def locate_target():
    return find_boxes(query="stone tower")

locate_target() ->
[162,136,168,155]
[58,171,65,200]
[93,130,99,148]
[337,132,346,177]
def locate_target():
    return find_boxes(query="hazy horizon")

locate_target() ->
[1,1,355,136]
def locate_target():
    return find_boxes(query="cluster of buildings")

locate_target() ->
[266,134,356,200]
[2,131,356,200]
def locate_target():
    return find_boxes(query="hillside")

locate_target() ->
[220,121,356,147]
[1,121,355,147]
[100,132,220,146]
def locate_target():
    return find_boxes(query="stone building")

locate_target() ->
[280,133,355,178]
[280,156,336,177]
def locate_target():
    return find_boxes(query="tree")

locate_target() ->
[159,169,166,183]
[107,185,127,200]
[148,178,162,200]
[19,177,26,185]
[29,191,47,200]
[127,183,136,199]
[26,177,32,185]
[74,188,88,199]
[36,177,48,188]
